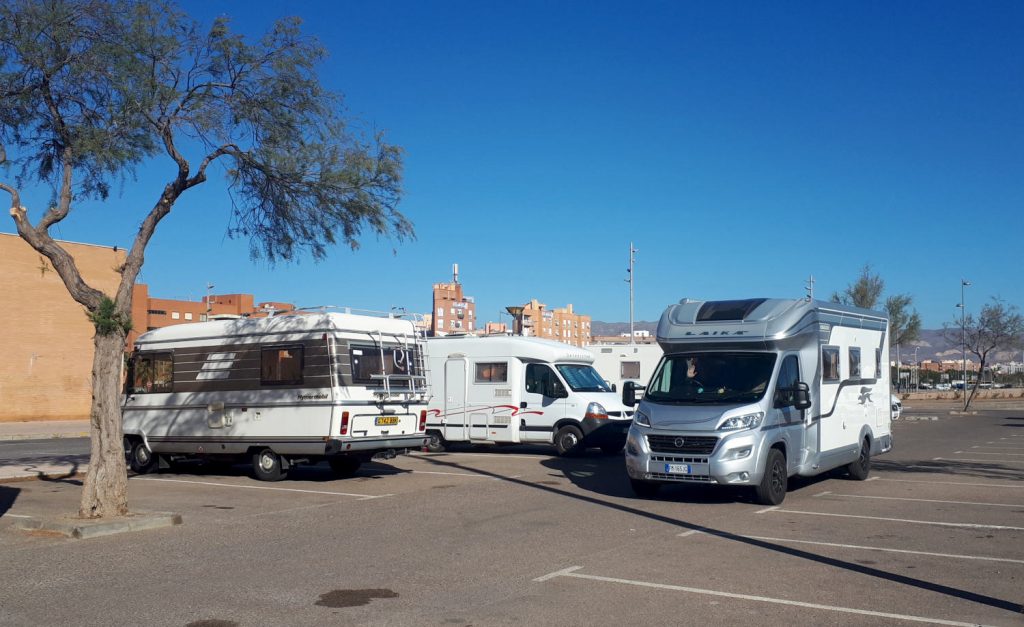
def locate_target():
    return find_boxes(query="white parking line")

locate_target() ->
[764,508,1024,531]
[4,514,32,519]
[136,477,391,500]
[973,446,1024,450]
[820,493,1023,508]
[755,506,780,514]
[365,467,499,479]
[533,566,984,626]
[875,477,1024,489]
[933,457,1024,464]
[955,451,1024,456]
[690,531,1024,565]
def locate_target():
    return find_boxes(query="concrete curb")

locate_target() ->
[0,432,90,442]
[14,511,183,539]
[0,465,87,484]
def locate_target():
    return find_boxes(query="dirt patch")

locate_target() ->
[315,589,399,608]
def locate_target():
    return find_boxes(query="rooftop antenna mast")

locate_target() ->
[626,242,637,343]
[805,275,815,301]
[206,282,215,314]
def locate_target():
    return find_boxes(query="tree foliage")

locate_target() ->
[831,264,884,309]
[942,298,1024,409]
[0,0,411,517]
[886,293,921,348]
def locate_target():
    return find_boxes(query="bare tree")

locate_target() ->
[831,264,884,309]
[943,299,1024,410]
[0,0,411,518]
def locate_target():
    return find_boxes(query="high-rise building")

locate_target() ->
[518,299,591,347]
[431,263,476,335]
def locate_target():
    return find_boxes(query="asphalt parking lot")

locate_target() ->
[1,407,1022,626]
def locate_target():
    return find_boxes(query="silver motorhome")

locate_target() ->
[122,309,430,481]
[623,298,893,505]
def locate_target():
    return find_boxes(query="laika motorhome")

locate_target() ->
[590,343,664,392]
[622,298,893,505]
[423,335,633,455]
[122,309,430,481]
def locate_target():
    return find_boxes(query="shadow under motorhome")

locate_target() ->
[423,335,633,455]
[122,310,430,481]
[622,298,893,505]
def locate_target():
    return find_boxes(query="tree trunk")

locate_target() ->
[79,332,130,518]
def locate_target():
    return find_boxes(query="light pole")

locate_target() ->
[959,279,971,410]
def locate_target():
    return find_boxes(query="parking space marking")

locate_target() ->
[4,514,31,519]
[875,477,1024,489]
[136,477,392,500]
[677,530,700,538]
[974,446,1024,450]
[820,493,1023,508]
[708,533,1024,565]
[764,508,1024,531]
[533,566,984,626]
[755,506,780,514]
[364,467,500,479]
[934,457,1024,464]
[955,451,1024,456]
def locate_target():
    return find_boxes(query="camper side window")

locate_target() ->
[822,346,840,382]
[261,345,304,385]
[350,345,413,385]
[849,347,862,378]
[475,362,508,383]
[621,361,641,380]
[129,352,173,394]
[875,349,882,378]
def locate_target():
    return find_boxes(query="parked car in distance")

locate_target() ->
[935,383,952,391]
[891,394,902,420]
[918,382,933,390]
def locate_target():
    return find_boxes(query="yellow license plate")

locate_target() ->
[375,416,400,426]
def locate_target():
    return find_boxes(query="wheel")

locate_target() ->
[630,478,661,498]
[846,438,871,480]
[753,448,787,506]
[251,448,287,482]
[328,456,361,478]
[127,438,159,474]
[425,431,447,453]
[554,425,584,456]
[600,441,624,455]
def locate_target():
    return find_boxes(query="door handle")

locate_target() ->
[520,402,527,409]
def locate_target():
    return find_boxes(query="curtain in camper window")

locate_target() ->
[261,345,304,385]
[130,352,173,394]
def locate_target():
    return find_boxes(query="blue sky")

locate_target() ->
[7,1,1023,329]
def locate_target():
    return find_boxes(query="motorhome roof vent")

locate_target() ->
[695,299,768,322]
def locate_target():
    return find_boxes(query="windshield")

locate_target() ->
[645,352,777,404]
[555,364,612,393]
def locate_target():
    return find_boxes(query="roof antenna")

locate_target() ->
[805,274,815,301]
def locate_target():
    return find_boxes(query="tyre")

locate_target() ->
[328,456,361,478]
[127,438,159,474]
[425,431,447,453]
[600,441,624,455]
[630,478,661,498]
[554,425,584,456]
[252,448,287,482]
[846,438,871,481]
[753,448,787,506]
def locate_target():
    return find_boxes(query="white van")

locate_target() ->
[424,335,633,455]
[122,309,430,481]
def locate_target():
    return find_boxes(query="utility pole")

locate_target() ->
[626,242,637,343]
[960,279,971,411]
[805,274,815,300]
[206,282,215,316]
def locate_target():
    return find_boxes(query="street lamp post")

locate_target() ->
[959,279,971,411]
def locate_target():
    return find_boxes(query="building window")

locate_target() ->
[184,312,193,321]
[171,311,180,320]
[147,309,166,316]
[822,346,840,382]
[849,347,861,378]
[437,307,444,317]
[475,362,508,383]
[128,352,173,394]
[260,345,304,385]
[200,314,208,322]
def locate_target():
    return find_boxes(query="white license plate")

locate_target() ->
[665,463,691,474]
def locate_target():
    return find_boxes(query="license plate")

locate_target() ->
[665,463,691,474]
[375,416,400,426]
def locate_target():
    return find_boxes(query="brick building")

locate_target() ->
[519,299,592,347]
[431,264,476,335]
[1,233,125,422]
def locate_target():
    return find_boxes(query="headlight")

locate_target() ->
[584,402,608,420]
[633,409,651,427]
[717,412,764,431]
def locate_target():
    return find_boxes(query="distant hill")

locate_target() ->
[590,322,1004,363]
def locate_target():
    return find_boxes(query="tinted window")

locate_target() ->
[621,361,641,380]
[475,362,508,383]
[645,352,777,404]
[129,352,173,393]
[696,299,768,321]
[822,346,840,382]
[525,364,563,396]
[777,355,800,390]
[849,347,862,378]
[350,345,413,386]
[261,345,303,385]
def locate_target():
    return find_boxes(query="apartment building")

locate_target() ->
[431,264,476,335]
[519,299,592,347]
[1,233,125,421]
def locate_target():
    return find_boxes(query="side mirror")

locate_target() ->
[545,380,568,399]
[792,382,811,410]
[622,381,645,407]
[611,383,617,393]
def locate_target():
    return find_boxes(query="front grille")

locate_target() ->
[648,472,714,483]
[647,434,718,455]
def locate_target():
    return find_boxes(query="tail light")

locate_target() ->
[340,411,350,435]
[418,410,427,432]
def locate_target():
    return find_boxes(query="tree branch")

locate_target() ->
[39,148,75,229]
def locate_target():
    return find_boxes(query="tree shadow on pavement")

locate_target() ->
[0,485,19,517]
[415,454,1024,617]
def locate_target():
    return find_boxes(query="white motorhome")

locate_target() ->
[423,335,633,455]
[590,343,664,392]
[623,298,893,505]
[122,309,430,481]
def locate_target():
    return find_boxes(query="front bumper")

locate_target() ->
[581,417,632,445]
[624,425,766,485]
